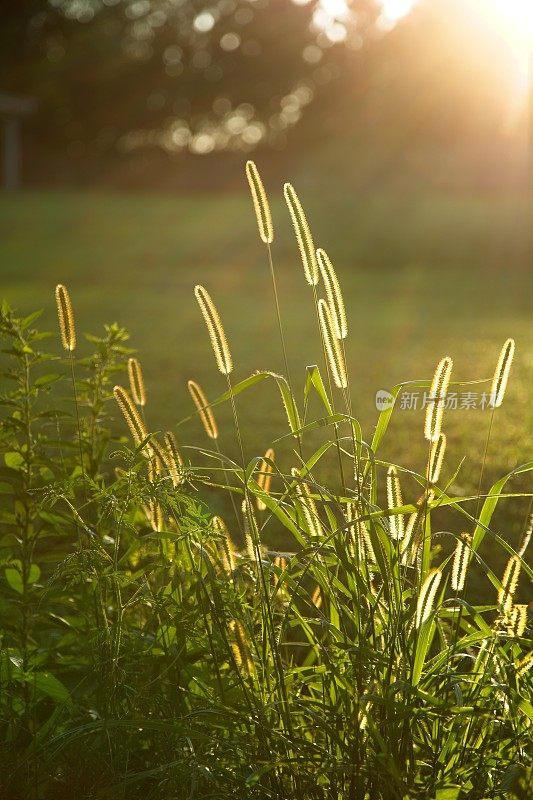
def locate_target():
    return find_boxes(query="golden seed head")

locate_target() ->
[346,502,376,563]
[256,447,275,511]
[516,652,533,678]
[291,468,323,539]
[428,433,446,484]
[498,554,521,615]
[415,568,442,628]
[194,285,233,375]
[316,248,347,339]
[151,502,164,532]
[273,555,287,571]
[507,605,528,638]
[127,357,147,407]
[242,499,260,562]
[451,532,471,592]
[245,160,274,244]
[187,379,219,439]
[213,516,236,573]
[229,619,254,676]
[113,385,149,449]
[283,182,319,286]
[55,284,76,351]
[424,356,453,442]
[311,584,323,609]
[272,555,287,589]
[317,298,348,389]
[147,452,164,482]
[490,338,515,409]
[162,431,184,487]
[386,466,405,541]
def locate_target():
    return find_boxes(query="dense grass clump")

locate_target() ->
[0,166,531,799]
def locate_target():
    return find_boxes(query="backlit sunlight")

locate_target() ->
[382,0,533,46]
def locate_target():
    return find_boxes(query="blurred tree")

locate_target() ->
[0,0,378,165]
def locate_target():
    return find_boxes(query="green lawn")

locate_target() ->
[1,186,531,593]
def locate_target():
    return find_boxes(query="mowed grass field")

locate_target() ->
[1,186,531,594]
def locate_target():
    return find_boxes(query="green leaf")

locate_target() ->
[30,671,70,704]
[304,365,333,416]
[412,620,437,687]
[274,413,346,442]
[518,700,533,723]
[20,309,43,330]
[27,563,41,585]
[34,373,62,388]
[5,567,23,594]
[5,562,40,593]
[471,460,533,554]
[177,370,302,437]
[435,788,461,800]
[4,452,24,470]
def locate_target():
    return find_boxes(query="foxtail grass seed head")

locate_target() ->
[187,379,219,439]
[498,554,521,615]
[316,248,347,339]
[256,447,275,511]
[242,499,260,563]
[386,466,405,541]
[428,433,446,484]
[113,385,149,449]
[317,299,348,389]
[55,284,76,351]
[149,501,164,532]
[245,160,273,244]
[162,431,183,487]
[312,584,323,609]
[292,468,323,539]
[283,182,318,286]
[451,532,471,592]
[516,652,533,678]
[213,516,236,573]
[144,459,164,530]
[490,338,515,408]
[518,514,532,558]
[194,285,233,375]
[127,357,147,407]
[346,502,376,563]
[424,356,453,442]
[273,555,287,581]
[415,568,442,628]
[229,619,254,677]
[507,605,528,638]
[147,453,163,482]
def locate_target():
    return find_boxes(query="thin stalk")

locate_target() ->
[475,404,496,522]
[214,436,242,534]
[266,241,304,462]
[69,351,86,499]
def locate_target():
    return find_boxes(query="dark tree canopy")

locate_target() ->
[0,0,378,159]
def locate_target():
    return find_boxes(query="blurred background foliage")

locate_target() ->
[1,0,530,190]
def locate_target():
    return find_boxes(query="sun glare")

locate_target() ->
[473,0,533,41]
[382,0,533,41]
